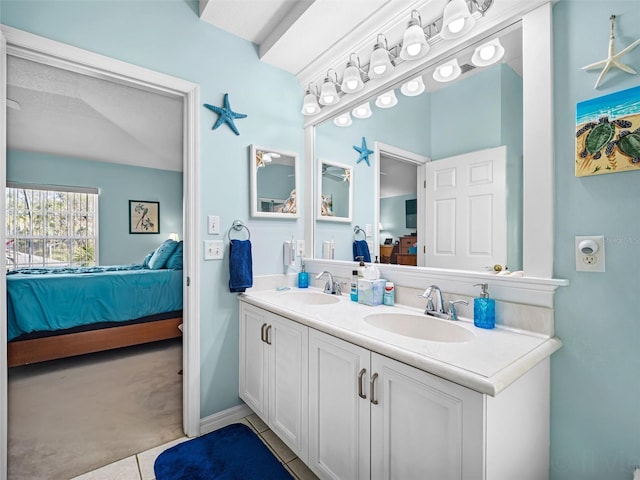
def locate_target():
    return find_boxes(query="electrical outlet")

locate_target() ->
[204,240,224,260]
[575,236,605,272]
[207,215,220,235]
[296,240,305,257]
[365,224,372,237]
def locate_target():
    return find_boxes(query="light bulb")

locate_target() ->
[447,17,465,34]
[355,107,367,116]
[373,64,387,75]
[440,65,454,78]
[346,79,359,90]
[480,45,496,60]
[406,80,419,92]
[380,96,392,105]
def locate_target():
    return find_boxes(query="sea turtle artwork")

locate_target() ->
[576,116,632,159]
[606,127,640,163]
[575,85,640,177]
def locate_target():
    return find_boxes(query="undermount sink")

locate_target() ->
[364,313,475,343]
[280,291,340,305]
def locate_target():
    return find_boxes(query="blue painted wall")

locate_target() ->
[0,0,304,418]
[551,2,640,479]
[7,150,183,265]
[380,194,416,240]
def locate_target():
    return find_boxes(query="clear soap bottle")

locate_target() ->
[473,283,495,329]
[350,270,359,302]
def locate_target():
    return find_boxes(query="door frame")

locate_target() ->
[0,26,202,470]
[374,142,429,267]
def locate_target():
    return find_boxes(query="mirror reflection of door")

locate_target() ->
[318,160,352,222]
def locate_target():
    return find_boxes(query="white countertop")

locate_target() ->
[239,287,562,396]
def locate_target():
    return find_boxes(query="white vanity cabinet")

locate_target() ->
[241,301,552,480]
[238,303,308,461]
[308,329,483,480]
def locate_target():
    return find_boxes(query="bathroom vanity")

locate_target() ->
[239,287,560,480]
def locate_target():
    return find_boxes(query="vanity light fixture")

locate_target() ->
[319,69,341,106]
[301,84,321,116]
[375,89,398,109]
[368,34,395,79]
[334,112,353,127]
[471,38,505,66]
[352,101,373,119]
[340,53,365,94]
[399,10,430,61]
[400,75,426,96]
[433,58,462,82]
[441,0,476,40]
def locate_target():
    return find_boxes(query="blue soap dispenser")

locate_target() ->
[473,283,495,329]
[298,261,309,288]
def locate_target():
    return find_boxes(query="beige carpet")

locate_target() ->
[8,338,183,480]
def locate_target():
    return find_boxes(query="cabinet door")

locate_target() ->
[370,353,484,480]
[308,330,370,480]
[267,312,309,462]
[238,303,268,420]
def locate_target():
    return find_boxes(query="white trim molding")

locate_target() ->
[200,404,253,435]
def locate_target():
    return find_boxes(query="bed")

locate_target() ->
[7,264,183,367]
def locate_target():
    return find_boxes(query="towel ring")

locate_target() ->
[353,225,366,240]
[229,220,251,241]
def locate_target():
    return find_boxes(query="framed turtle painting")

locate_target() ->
[576,85,640,177]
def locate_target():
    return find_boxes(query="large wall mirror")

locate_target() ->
[250,144,299,218]
[312,18,531,272]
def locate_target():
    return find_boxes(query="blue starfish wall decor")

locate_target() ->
[204,93,247,135]
[353,137,374,166]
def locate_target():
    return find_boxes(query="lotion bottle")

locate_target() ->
[473,283,495,329]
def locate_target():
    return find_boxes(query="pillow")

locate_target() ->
[165,241,183,270]
[148,239,178,270]
[142,250,155,268]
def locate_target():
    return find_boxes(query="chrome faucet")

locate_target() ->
[418,285,468,321]
[316,271,343,295]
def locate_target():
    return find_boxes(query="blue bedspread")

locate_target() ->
[7,265,183,341]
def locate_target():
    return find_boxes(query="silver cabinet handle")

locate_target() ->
[358,368,367,399]
[260,323,267,343]
[370,372,379,405]
[265,324,272,345]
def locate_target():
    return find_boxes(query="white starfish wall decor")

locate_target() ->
[581,15,640,89]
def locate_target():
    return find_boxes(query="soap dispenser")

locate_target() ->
[473,283,495,329]
[298,262,309,288]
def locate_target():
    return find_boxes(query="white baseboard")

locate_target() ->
[199,403,253,435]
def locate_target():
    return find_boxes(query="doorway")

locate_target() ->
[375,142,429,267]
[1,26,200,477]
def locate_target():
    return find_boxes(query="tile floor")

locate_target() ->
[70,414,319,480]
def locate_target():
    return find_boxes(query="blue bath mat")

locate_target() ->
[154,423,293,480]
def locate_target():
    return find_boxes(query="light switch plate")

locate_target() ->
[207,215,220,235]
[204,240,224,260]
[297,240,305,257]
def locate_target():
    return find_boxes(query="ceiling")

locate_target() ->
[6,56,184,172]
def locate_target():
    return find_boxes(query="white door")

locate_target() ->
[370,353,484,480]
[238,304,268,420]
[267,313,308,462]
[308,330,370,480]
[425,146,507,270]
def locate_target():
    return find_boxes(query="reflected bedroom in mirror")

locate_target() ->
[249,144,299,218]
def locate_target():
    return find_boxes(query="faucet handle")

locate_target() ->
[334,281,347,296]
[447,299,469,321]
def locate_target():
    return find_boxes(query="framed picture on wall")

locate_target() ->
[129,200,160,234]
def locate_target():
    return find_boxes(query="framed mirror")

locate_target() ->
[317,159,353,222]
[249,144,299,218]
[313,23,523,271]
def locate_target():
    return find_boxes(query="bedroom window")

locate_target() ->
[5,184,99,270]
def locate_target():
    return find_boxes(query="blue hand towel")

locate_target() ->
[229,239,253,293]
[353,240,371,263]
